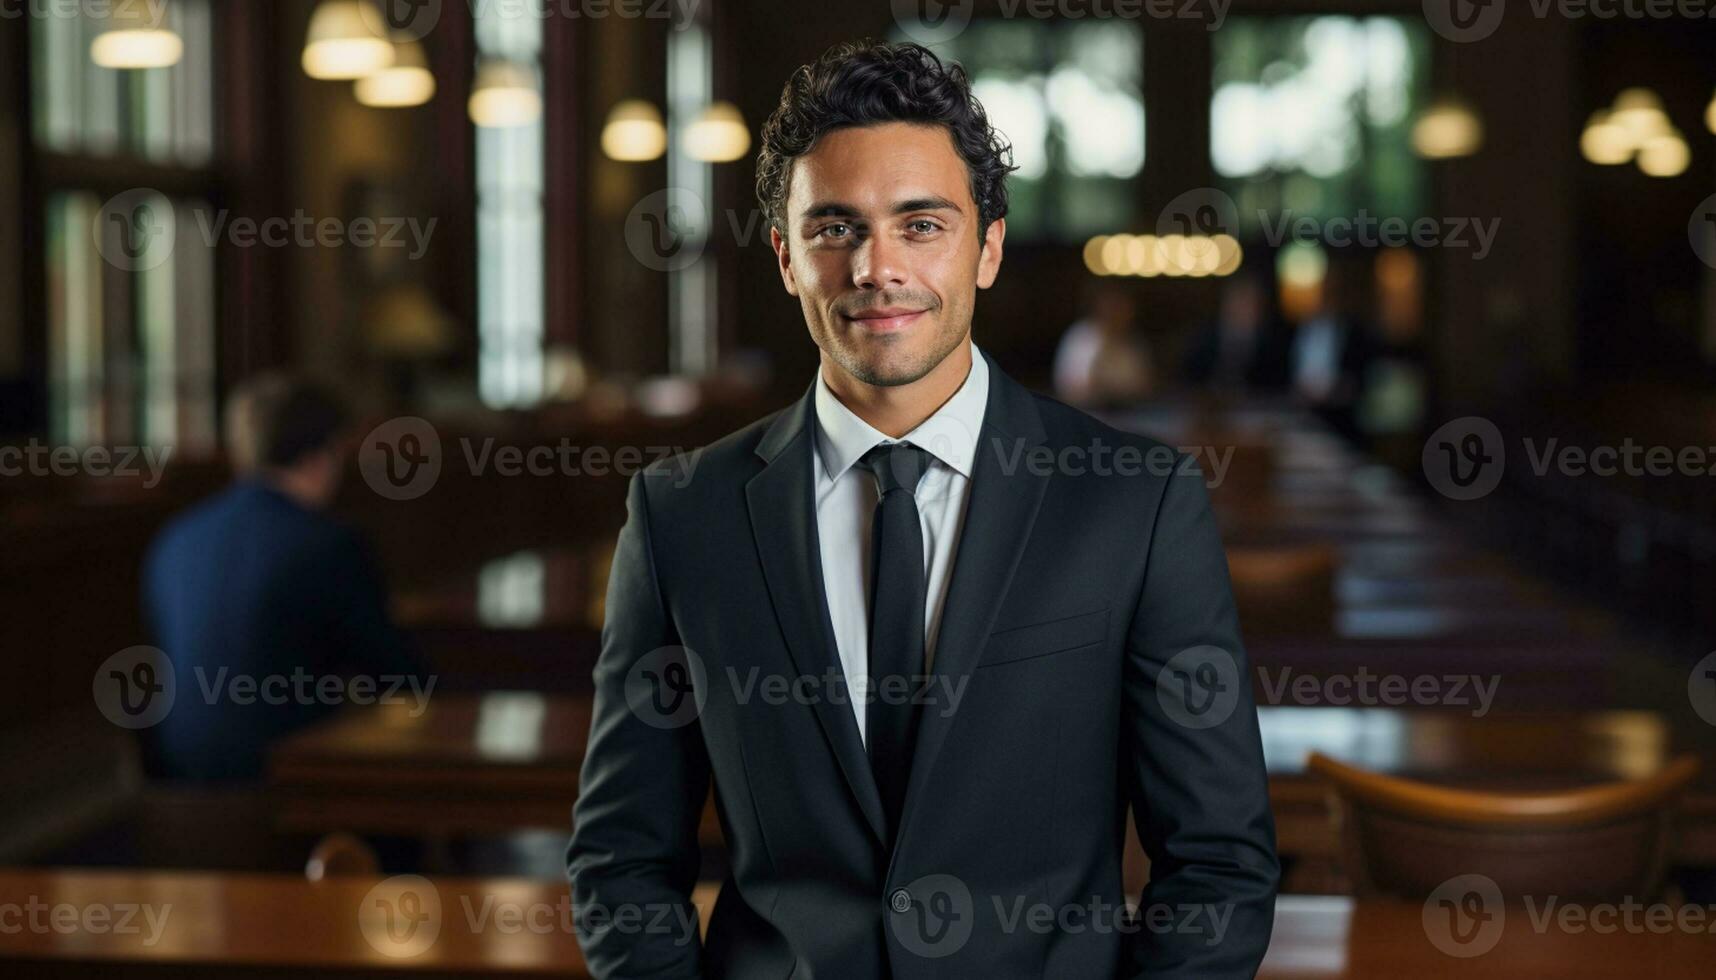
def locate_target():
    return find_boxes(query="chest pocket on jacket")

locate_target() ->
[978,606,1109,668]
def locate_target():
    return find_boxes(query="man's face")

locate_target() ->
[771,122,1005,387]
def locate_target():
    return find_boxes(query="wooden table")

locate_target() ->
[3,871,1711,978]
[270,695,1716,871]
[270,692,591,837]
[395,548,608,693]
[0,868,665,977]
[1258,894,1716,978]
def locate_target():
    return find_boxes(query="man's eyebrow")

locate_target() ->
[892,195,961,215]
[797,196,963,221]
[799,202,862,221]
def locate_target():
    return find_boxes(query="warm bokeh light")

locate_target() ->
[1277,241,1327,321]
[1610,87,1670,144]
[90,29,184,69]
[1411,97,1482,159]
[354,38,435,108]
[302,0,393,80]
[1636,133,1689,178]
[1081,234,1242,278]
[89,0,184,69]
[469,60,542,128]
[1581,89,1686,174]
[1100,235,1129,277]
[1579,111,1632,165]
[1213,235,1244,277]
[1082,235,1110,276]
[601,100,667,161]
[683,101,751,163]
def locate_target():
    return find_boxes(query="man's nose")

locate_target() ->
[852,235,908,290]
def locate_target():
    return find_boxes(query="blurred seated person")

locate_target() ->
[1182,267,1292,393]
[1052,280,1155,408]
[1290,251,1378,442]
[142,374,425,781]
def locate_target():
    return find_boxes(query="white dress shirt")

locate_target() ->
[812,343,990,747]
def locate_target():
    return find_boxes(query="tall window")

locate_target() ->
[475,6,546,409]
[1210,16,1428,230]
[894,19,1144,241]
[666,20,715,376]
[32,0,218,449]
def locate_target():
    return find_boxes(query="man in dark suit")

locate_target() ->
[568,40,1278,978]
[143,374,424,781]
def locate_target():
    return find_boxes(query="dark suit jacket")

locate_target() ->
[567,349,1279,978]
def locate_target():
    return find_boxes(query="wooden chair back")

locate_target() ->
[1307,751,1699,901]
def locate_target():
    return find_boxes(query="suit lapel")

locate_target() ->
[746,387,888,845]
[889,351,1050,862]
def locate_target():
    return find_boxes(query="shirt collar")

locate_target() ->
[813,342,989,483]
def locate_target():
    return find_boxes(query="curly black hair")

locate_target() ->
[755,39,1016,243]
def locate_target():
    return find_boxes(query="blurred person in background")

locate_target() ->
[1052,279,1155,408]
[142,374,425,782]
[1182,265,1293,394]
[1289,251,1379,443]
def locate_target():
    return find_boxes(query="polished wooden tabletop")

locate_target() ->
[1258,894,1716,978]
[269,692,593,835]
[0,868,617,974]
[3,871,1711,978]
[269,694,1716,864]
[273,692,1676,787]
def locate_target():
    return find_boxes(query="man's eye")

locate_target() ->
[819,224,852,239]
[909,220,940,234]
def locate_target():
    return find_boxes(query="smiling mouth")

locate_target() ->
[843,308,928,333]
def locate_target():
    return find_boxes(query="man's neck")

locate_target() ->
[821,339,973,439]
[257,466,328,511]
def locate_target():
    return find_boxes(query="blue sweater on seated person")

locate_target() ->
[142,480,427,781]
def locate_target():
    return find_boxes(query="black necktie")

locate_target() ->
[860,441,933,840]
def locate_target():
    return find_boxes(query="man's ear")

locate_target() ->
[976,217,1006,289]
[771,226,799,297]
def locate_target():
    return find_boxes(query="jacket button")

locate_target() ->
[889,888,912,913]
